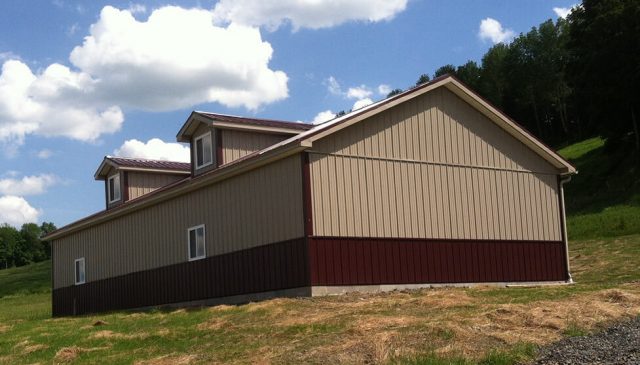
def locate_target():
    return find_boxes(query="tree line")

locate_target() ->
[391,0,639,154]
[0,222,56,270]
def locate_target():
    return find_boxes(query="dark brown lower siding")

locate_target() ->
[309,237,568,286]
[53,237,309,316]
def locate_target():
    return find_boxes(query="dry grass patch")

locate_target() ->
[134,354,197,365]
[0,323,10,333]
[90,330,150,340]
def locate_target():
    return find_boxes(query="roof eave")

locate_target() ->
[43,140,311,241]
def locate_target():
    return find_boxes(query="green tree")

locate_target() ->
[386,88,403,97]
[456,61,481,91]
[415,74,430,86]
[478,43,510,108]
[434,64,456,78]
[0,224,19,269]
[567,0,640,153]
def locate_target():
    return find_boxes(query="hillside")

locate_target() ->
[0,138,639,364]
[560,137,640,239]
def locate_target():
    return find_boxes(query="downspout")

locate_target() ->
[559,175,573,283]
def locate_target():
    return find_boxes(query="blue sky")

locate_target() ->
[0,0,576,228]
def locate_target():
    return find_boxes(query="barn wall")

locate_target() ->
[309,87,562,241]
[53,155,304,289]
[53,238,309,316]
[308,237,568,286]
[126,172,186,201]
[221,129,289,165]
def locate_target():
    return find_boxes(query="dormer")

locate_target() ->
[94,157,190,209]
[177,112,313,176]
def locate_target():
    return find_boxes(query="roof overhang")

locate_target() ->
[94,158,191,180]
[176,112,306,143]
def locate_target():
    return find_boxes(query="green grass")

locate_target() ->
[559,137,640,239]
[0,260,51,298]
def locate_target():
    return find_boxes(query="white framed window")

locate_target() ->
[74,258,85,285]
[108,174,121,203]
[194,132,213,169]
[188,224,206,261]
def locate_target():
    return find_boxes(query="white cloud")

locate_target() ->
[0,5,290,151]
[69,6,288,111]
[212,0,408,31]
[325,76,342,95]
[0,174,58,196]
[0,60,124,148]
[553,5,577,19]
[346,86,373,100]
[114,138,191,162]
[353,98,373,110]
[37,149,53,159]
[377,84,391,96]
[128,3,147,14]
[478,18,515,44]
[312,110,336,124]
[0,196,41,226]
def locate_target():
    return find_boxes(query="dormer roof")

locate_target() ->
[176,111,312,142]
[94,156,191,180]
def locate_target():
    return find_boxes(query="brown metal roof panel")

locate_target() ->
[195,112,313,131]
[107,157,191,172]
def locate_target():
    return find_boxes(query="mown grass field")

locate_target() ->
[0,137,639,364]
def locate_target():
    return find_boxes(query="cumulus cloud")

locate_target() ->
[377,84,391,96]
[346,86,373,100]
[0,60,123,148]
[0,5,289,151]
[553,5,577,19]
[0,174,58,196]
[114,138,191,162]
[69,6,288,111]
[478,18,515,44]
[0,196,41,226]
[352,98,374,110]
[312,110,336,124]
[212,0,408,31]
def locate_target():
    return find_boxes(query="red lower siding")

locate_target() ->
[309,237,568,285]
[53,237,309,316]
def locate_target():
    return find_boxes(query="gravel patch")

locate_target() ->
[532,316,640,365]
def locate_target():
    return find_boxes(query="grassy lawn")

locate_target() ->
[0,234,639,364]
[1,136,639,364]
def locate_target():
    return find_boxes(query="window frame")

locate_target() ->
[74,257,85,285]
[187,224,206,261]
[194,132,213,169]
[107,173,121,203]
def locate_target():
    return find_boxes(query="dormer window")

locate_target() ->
[194,132,213,169]
[108,174,121,203]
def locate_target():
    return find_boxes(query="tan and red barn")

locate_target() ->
[44,75,577,316]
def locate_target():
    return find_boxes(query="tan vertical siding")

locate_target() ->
[309,87,562,242]
[221,129,289,165]
[53,155,303,289]
[126,172,185,200]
